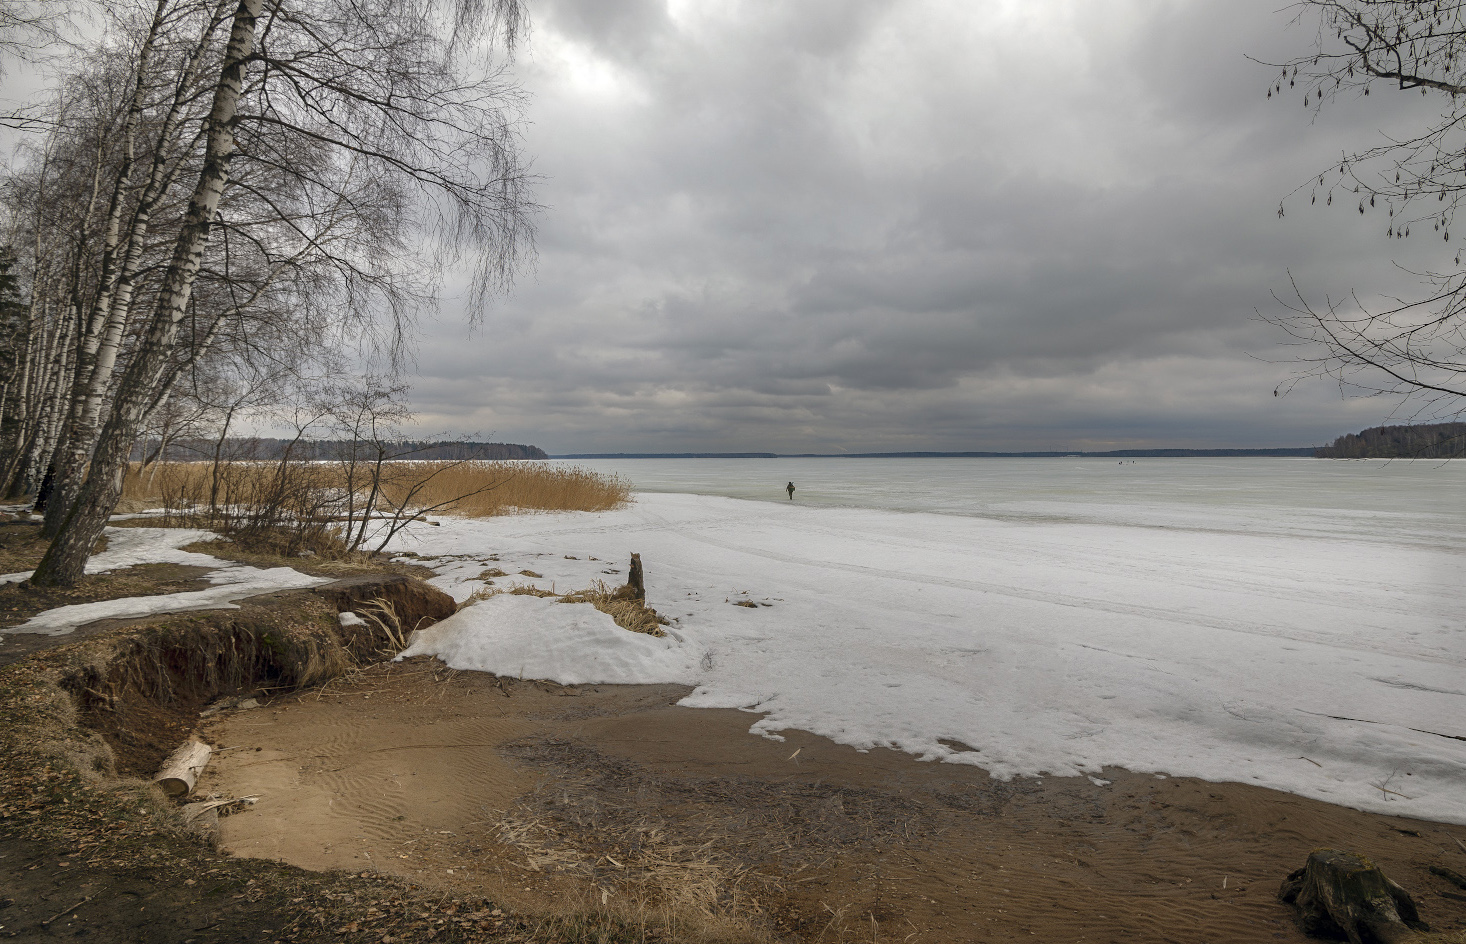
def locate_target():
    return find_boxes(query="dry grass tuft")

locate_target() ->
[354,597,408,655]
[122,460,631,518]
[467,579,671,637]
[465,582,559,604]
[561,580,670,637]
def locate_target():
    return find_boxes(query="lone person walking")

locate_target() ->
[786,481,796,500]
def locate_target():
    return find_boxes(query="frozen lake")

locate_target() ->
[569,456,1466,551]
[392,458,1466,823]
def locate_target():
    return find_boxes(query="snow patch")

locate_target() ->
[8,565,329,635]
[380,491,1466,824]
[2,525,328,636]
[398,593,700,686]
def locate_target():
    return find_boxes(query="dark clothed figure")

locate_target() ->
[33,465,56,512]
[786,482,795,500]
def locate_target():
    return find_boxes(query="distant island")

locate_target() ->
[1314,422,1466,459]
[134,439,549,462]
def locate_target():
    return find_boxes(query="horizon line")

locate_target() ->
[549,448,1320,459]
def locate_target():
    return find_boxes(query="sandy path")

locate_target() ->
[201,658,1466,943]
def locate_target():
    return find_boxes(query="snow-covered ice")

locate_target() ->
[3,526,330,635]
[384,487,1466,824]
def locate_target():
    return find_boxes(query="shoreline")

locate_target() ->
[203,656,1466,942]
[386,491,1466,825]
[0,500,1462,941]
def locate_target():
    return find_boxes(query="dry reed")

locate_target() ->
[122,459,631,517]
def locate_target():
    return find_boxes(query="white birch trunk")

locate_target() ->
[153,737,212,798]
[42,1,177,534]
[32,0,266,587]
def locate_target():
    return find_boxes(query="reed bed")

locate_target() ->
[384,460,632,516]
[122,459,631,517]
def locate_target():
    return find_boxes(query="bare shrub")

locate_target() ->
[126,458,350,559]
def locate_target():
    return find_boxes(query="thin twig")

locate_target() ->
[41,896,93,926]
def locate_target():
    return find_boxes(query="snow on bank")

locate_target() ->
[383,492,1466,824]
[1,526,222,585]
[3,526,329,635]
[10,566,329,635]
[399,593,700,685]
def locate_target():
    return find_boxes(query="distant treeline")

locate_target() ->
[132,439,548,462]
[555,448,1318,459]
[1315,423,1466,459]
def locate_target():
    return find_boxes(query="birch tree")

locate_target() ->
[26,0,532,586]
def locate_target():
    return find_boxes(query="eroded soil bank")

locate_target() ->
[1,576,646,944]
[205,657,1466,944]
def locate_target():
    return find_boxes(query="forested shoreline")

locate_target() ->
[130,438,547,463]
[1315,423,1466,458]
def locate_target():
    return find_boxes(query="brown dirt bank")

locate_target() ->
[1,576,640,943]
[204,658,1466,944]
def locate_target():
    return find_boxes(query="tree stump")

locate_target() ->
[625,552,645,601]
[1279,849,1428,943]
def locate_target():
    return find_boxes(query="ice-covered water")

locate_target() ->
[394,458,1466,823]
[570,456,1466,551]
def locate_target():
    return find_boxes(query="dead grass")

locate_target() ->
[0,518,112,576]
[561,580,671,636]
[122,459,631,518]
[494,812,774,944]
[0,519,54,574]
[391,460,632,516]
[496,736,947,943]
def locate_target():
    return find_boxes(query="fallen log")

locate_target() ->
[153,737,212,798]
[1279,849,1428,943]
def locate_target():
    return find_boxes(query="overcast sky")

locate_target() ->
[10,1,1458,453]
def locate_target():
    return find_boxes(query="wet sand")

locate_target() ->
[201,657,1466,942]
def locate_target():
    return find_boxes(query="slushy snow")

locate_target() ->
[385,490,1466,825]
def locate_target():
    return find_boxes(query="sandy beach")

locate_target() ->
[201,656,1466,943]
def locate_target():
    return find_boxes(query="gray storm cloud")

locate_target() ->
[400,0,1444,452]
